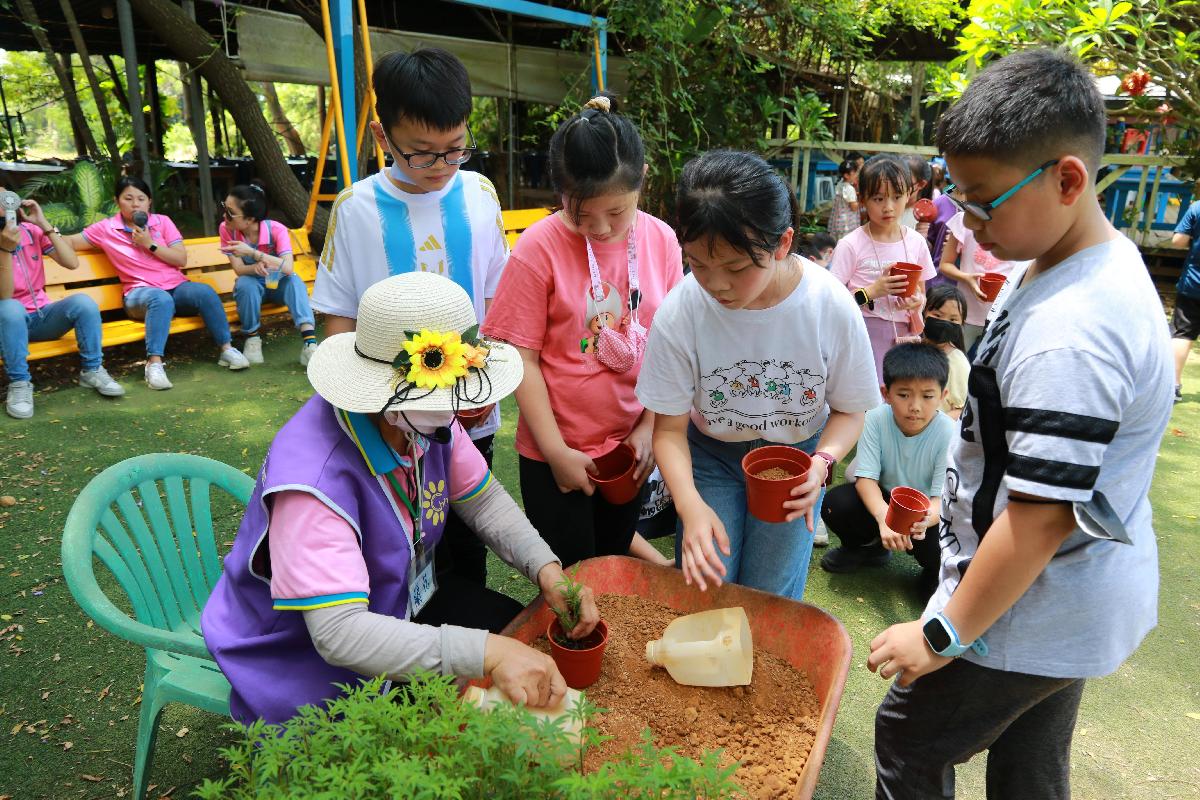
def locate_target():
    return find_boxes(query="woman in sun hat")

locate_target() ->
[202,271,599,726]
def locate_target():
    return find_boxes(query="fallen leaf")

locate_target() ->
[10,723,22,735]
[62,741,73,750]
[80,774,104,782]
[97,684,112,702]
[1187,712,1200,720]
[40,692,49,700]
[1171,428,1186,437]
[0,497,15,508]
[175,727,188,738]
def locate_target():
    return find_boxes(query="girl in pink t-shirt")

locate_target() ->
[938,210,1023,351]
[220,182,317,366]
[482,94,683,568]
[66,176,249,389]
[829,156,937,382]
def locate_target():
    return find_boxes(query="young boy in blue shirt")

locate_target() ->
[312,48,508,588]
[867,49,1174,799]
[819,343,954,598]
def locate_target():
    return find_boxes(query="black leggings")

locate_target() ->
[412,572,523,634]
[435,434,494,586]
[821,482,941,574]
[518,455,641,568]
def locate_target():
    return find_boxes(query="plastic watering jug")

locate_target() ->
[462,685,584,743]
[644,606,754,686]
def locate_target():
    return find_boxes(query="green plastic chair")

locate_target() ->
[61,453,253,800]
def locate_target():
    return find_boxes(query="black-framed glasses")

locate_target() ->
[945,159,1060,221]
[383,128,477,169]
[219,203,243,221]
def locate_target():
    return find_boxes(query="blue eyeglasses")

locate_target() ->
[945,159,1059,221]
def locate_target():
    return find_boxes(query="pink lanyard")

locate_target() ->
[12,227,43,314]
[583,218,642,329]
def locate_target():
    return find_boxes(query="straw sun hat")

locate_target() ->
[306,271,522,414]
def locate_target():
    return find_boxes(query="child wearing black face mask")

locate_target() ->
[921,285,970,419]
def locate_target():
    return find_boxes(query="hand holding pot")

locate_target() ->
[537,562,598,640]
[877,517,916,552]
[547,445,596,495]
[622,418,656,483]
[898,289,925,312]
[915,221,931,238]
[959,273,987,301]
[782,455,828,531]
[867,271,910,299]
[483,634,567,709]
[677,499,730,592]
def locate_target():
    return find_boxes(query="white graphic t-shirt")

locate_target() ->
[636,261,881,443]
[312,169,508,438]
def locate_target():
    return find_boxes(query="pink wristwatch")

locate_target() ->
[812,451,837,487]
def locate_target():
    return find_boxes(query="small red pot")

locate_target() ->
[885,486,930,534]
[742,446,812,524]
[890,262,924,298]
[455,405,491,429]
[547,618,608,689]
[913,198,938,224]
[978,272,1006,302]
[591,443,639,505]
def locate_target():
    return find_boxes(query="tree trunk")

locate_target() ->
[910,62,926,146]
[62,55,89,158]
[128,0,327,237]
[262,82,307,156]
[146,60,164,159]
[103,55,131,114]
[15,0,100,159]
[58,0,121,161]
[208,84,225,156]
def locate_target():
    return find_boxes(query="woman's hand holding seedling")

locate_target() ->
[677,499,730,592]
[538,563,599,640]
[483,634,567,709]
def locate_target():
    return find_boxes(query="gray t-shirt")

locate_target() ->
[928,235,1174,678]
[636,262,880,443]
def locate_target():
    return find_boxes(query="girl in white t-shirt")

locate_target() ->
[636,150,879,600]
[830,155,937,382]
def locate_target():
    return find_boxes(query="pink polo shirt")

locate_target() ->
[81,212,186,295]
[218,219,293,258]
[7,222,55,312]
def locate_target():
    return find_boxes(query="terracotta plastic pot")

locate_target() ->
[547,618,609,689]
[455,405,491,429]
[978,272,1006,302]
[885,486,930,534]
[741,446,813,524]
[890,262,924,298]
[591,443,639,505]
[913,198,938,224]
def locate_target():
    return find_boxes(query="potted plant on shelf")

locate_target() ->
[547,568,609,689]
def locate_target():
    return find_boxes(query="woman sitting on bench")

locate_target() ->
[64,176,250,391]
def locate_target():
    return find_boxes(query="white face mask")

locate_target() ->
[383,409,455,436]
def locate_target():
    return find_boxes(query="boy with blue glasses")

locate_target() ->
[867,49,1174,799]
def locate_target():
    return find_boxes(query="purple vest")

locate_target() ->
[201,395,449,724]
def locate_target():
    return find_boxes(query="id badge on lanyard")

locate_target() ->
[385,467,437,617]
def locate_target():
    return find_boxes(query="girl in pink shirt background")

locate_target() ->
[65,176,249,391]
[482,94,683,568]
[830,156,937,382]
[219,182,317,367]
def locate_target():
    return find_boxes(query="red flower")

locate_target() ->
[1120,69,1151,97]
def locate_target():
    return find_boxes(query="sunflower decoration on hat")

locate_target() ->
[306,272,522,415]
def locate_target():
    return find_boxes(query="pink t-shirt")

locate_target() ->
[945,212,1022,326]
[481,211,684,461]
[268,422,491,606]
[8,222,54,312]
[829,226,936,322]
[218,219,293,258]
[81,212,186,295]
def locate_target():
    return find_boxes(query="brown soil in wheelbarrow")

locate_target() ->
[538,593,821,798]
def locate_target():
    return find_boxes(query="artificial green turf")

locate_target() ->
[1,327,1197,799]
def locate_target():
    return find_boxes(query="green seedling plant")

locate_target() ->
[193,674,742,799]
[552,567,593,649]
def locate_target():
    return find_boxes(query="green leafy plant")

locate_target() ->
[552,566,586,646]
[17,159,185,233]
[193,674,742,799]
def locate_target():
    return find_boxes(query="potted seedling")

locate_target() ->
[547,568,609,689]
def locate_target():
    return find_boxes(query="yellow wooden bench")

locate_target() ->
[14,208,550,363]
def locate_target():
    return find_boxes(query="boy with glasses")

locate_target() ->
[867,49,1174,799]
[312,47,509,589]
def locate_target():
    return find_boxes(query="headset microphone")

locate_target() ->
[431,426,452,445]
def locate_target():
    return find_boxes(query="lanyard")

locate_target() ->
[12,227,43,315]
[383,437,425,544]
[583,217,642,325]
[866,226,911,341]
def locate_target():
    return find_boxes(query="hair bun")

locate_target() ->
[583,95,612,113]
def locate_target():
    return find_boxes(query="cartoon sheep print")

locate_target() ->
[699,359,826,432]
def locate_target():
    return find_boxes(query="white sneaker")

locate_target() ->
[5,380,34,419]
[145,363,173,390]
[79,367,126,397]
[243,335,264,364]
[299,340,318,367]
[813,518,829,547]
[219,347,250,370]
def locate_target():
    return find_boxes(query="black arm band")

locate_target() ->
[1007,494,1070,506]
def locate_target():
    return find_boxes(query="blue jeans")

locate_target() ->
[232,273,315,334]
[679,421,825,601]
[124,282,231,357]
[1,295,103,382]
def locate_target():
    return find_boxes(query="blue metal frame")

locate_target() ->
[326,0,609,186]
